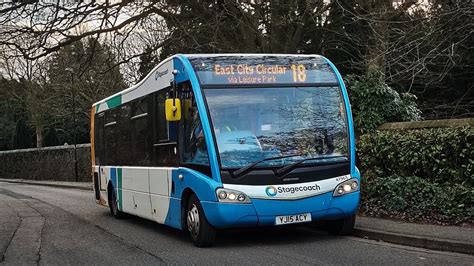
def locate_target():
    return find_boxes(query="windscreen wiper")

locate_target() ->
[275,155,347,176]
[232,154,302,178]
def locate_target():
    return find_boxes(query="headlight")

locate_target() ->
[216,188,251,203]
[333,178,359,197]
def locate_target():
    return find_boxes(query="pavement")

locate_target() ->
[0,178,92,191]
[354,216,473,255]
[0,178,473,260]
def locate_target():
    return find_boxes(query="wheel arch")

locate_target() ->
[180,187,195,229]
[106,180,114,206]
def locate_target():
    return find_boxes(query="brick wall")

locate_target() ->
[0,144,91,182]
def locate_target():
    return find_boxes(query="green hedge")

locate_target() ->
[358,126,473,224]
[360,175,472,224]
[359,127,473,184]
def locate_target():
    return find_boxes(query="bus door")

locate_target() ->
[177,82,211,175]
[94,111,106,202]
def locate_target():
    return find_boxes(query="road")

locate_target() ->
[0,182,472,265]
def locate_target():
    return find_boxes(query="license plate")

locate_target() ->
[275,213,312,225]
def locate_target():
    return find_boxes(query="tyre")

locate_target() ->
[186,194,216,247]
[325,214,356,235]
[108,186,126,219]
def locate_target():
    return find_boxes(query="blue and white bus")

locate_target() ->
[91,54,359,247]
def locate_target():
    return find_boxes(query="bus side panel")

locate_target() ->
[100,166,113,207]
[103,166,174,224]
[119,167,153,220]
[149,168,172,224]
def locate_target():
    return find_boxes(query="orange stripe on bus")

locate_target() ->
[90,107,96,170]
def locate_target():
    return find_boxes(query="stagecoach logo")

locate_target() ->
[265,186,277,197]
[265,184,321,197]
[155,69,169,80]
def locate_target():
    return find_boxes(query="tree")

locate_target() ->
[159,0,334,58]
[0,47,52,148]
[345,71,421,133]
[0,1,173,60]
[0,75,49,149]
[12,118,32,149]
[0,0,472,121]
[0,77,23,150]
[44,126,59,147]
[47,38,127,144]
[138,45,159,80]
[331,0,473,118]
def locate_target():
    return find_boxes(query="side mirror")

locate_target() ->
[165,98,181,121]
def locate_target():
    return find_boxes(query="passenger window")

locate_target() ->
[131,97,152,166]
[156,92,169,141]
[116,103,131,165]
[132,97,148,117]
[104,108,119,165]
[94,112,104,165]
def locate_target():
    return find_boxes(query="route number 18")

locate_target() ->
[291,64,306,82]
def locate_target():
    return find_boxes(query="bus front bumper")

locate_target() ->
[200,191,360,229]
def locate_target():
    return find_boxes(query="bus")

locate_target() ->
[90,54,359,247]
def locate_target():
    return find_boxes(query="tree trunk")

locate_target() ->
[366,0,392,74]
[36,126,43,148]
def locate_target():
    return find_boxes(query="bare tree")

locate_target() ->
[329,0,473,118]
[0,0,472,121]
[0,1,175,60]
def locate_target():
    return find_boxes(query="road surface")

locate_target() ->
[0,181,472,265]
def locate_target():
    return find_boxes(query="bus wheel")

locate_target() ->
[325,214,356,235]
[108,187,125,219]
[186,194,216,247]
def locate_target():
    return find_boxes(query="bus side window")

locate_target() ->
[131,96,152,166]
[104,108,119,165]
[94,112,105,165]
[156,91,170,142]
[153,88,178,166]
[116,103,131,165]
[180,84,209,166]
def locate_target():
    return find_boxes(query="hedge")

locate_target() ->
[358,126,473,224]
[359,126,473,184]
[360,175,472,224]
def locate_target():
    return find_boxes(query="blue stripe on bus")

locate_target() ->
[322,56,357,177]
[163,167,222,230]
[109,167,117,189]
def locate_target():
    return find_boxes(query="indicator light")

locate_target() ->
[351,181,358,189]
[218,191,227,200]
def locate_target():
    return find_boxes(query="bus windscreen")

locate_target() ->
[188,56,338,86]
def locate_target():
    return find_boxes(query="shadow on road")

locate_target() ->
[99,210,334,248]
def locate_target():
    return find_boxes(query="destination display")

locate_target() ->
[188,56,338,85]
